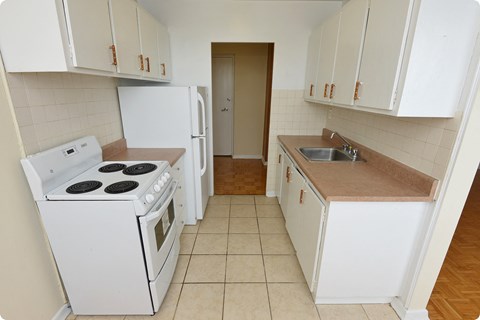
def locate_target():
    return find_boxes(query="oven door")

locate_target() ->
[139,180,178,281]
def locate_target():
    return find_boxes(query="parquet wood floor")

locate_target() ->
[214,156,267,195]
[427,170,480,320]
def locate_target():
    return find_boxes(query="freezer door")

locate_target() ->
[191,87,207,137]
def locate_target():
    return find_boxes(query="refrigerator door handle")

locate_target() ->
[199,136,207,176]
[197,92,206,136]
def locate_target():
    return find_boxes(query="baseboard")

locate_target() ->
[315,297,392,304]
[232,154,262,160]
[52,304,71,320]
[391,297,429,320]
[266,191,276,197]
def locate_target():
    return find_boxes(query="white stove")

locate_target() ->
[21,136,180,316]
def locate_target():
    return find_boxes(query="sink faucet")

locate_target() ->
[330,131,359,161]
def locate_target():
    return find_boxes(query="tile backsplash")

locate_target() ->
[6,72,123,155]
[325,107,462,181]
[266,90,328,194]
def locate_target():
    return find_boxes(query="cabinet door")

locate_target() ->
[296,183,326,292]
[138,7,160,79]
[275,147,285,202]
[331,0,369,106]
[279,155,293,218]
[157,23,172,81]
[356,0,413,110]
[315,13,340,102]
[64,0,116,72]
[304,26,323,100]
[110,0,142,76]
[285,167,304,250]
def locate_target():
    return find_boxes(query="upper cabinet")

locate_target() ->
[304,0,480,117]
[0,0,172,83]
[157,23,172,81]
[304,26,323,99]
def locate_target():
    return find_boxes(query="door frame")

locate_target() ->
[212,54,235,156]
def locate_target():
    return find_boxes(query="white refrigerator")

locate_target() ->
[118,86,211,224]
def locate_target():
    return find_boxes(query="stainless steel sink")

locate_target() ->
[297,147,361,162]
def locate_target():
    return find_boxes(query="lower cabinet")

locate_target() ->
[275,147,285,208]
[171,155,186,233]
[278,145,430,304]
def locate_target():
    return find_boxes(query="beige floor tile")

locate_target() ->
[256,205,283,218]
[268,283,320,320]
[179,233,196,254]
[316,305,368,320]
[75,316,124,320]
[193,234,228,254]
[264,255,305,283]
[124,284,182,320]
[362,304,400,320]
[258,218,286,234]
[205,204,230,218]
[184,255,226,283]
[226,255,266,283]
[230,205,256,218]
[66,313,77,320]
[231,195,255,205]
[224,283,271,320]
[172,255,190,284]
[229,218,259,233]
[228,234,262,254]
[255,195,279,205]
[260,234,295,254]
[174,283,224,320]
[181,223,199,234]
[198,217,229,233]
[208,195,231,205]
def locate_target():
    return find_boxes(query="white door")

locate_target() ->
[137,7,160,79]
[63,0,116,72]
[304,25,323,99]
[157,23,172,81]
[212,56,234,156]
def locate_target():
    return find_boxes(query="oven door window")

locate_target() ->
[154,199,175,252]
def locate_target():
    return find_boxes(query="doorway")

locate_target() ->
[211,43,274,195]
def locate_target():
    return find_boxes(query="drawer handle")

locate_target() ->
[354,81,362,101]
[278,154,282,164]
[161,63,166,76]
[145,57,151,73]
[329,83,335,99]
[299,189,305,204]
[324,83,329,98]
[139,54,145,71]
[309,84,314,97]
[286,166,291,183]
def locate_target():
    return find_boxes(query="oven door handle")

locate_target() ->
[143,180,178,223]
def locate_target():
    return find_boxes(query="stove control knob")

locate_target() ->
[158,180,165,188]
[161,176,168,183]
[164,172,171,179]
[153,184,161,193]
[146,194,155,203]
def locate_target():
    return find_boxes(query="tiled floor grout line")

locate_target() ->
[221,203,231,320]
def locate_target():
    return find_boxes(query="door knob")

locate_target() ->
[221,108,229,112]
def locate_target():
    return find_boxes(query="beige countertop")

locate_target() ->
[102,138,185,166]
[278,132,438,202]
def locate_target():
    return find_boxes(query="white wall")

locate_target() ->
[139,0,342,89]
[0,58,66,320]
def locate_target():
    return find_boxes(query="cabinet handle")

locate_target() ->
[145,57,151,72]
[161,63,166,76]
[309,84,314,97]
[110,45,117,66]
[324,83,329,98]
[278,154,282,164]
[139,54,145,71]
[286,166,291,183]
[329,83,336,99]
[299,189,305,204]
[354,81,362,101]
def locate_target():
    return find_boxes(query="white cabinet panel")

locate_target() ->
[279,154,293,219]
[331,0,369,106]
[110,0,142,76]
[355,0,414,110]
[64,0,115,73]
[304,26,323,100]
[275,147,285,202]
[157,24,172,81]
[138,7,160,79]
[285,166,304,247]
[315,13,340,103]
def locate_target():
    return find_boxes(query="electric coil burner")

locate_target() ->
[98,163,127,173]
[105,181,139,194]
[66,180,102,194]
[123,163,158,176]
